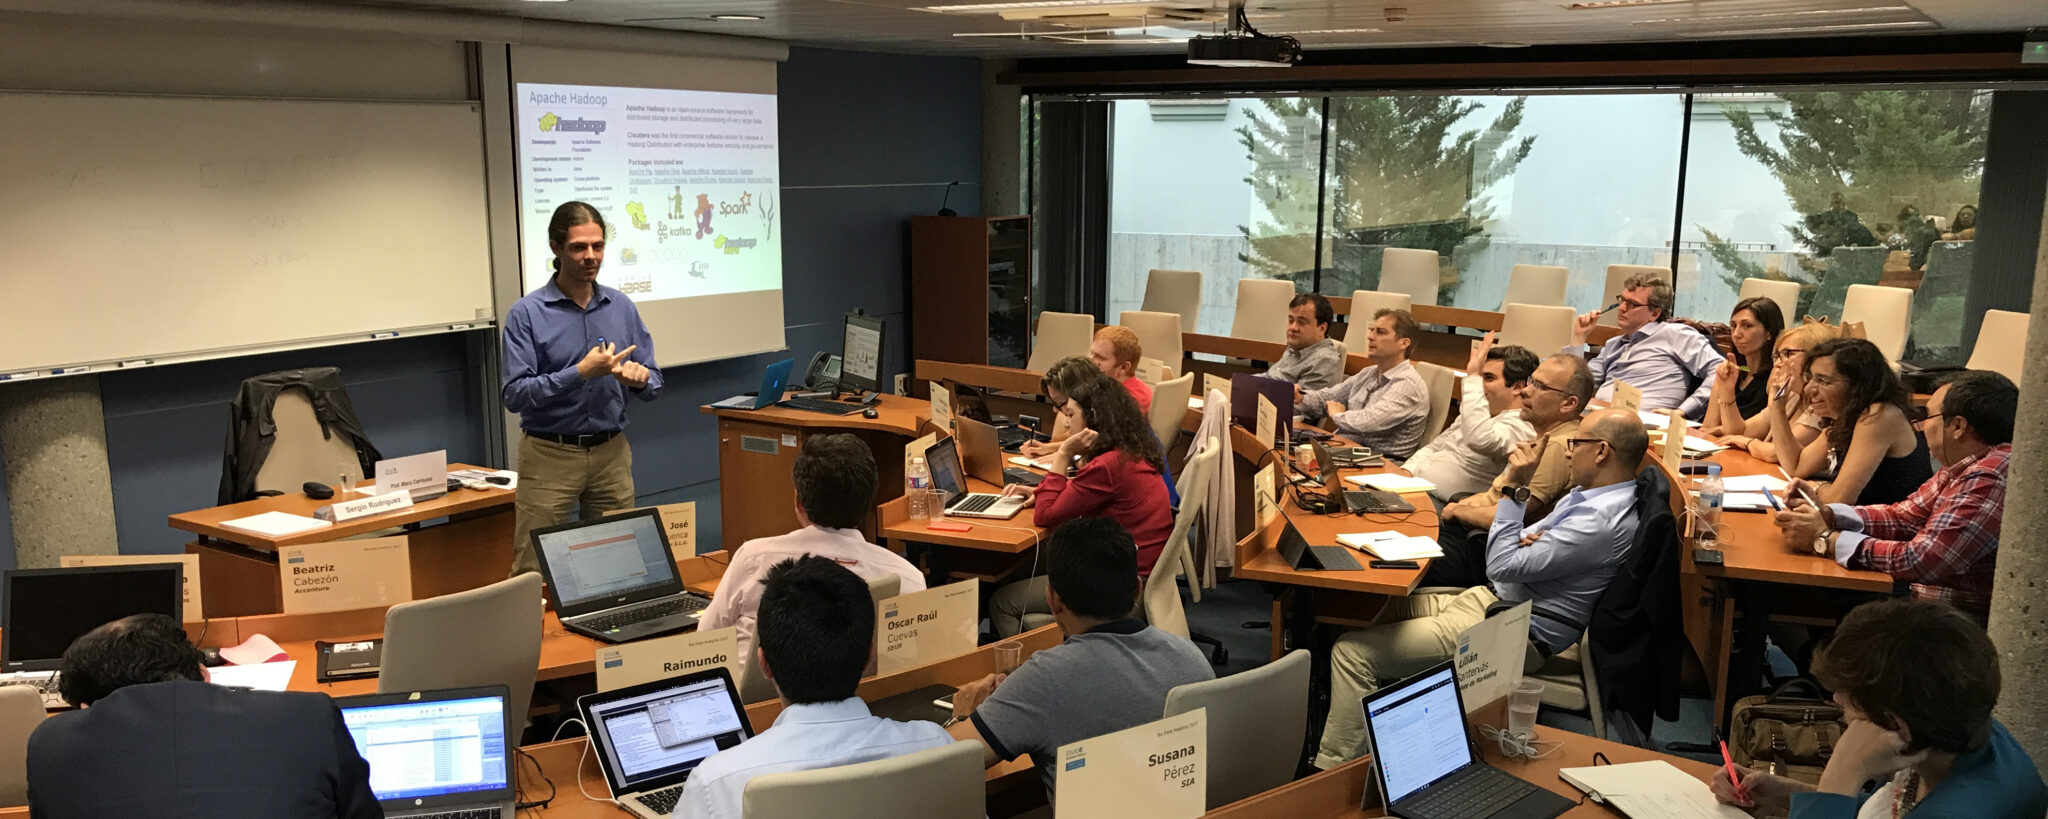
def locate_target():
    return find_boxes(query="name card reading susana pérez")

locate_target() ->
[1054,709,1207,819]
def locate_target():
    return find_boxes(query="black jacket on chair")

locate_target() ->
[26,681,382,818]
[218,367,381,505]
[1586,464,1684,737]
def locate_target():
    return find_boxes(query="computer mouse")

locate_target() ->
[200,647,228,668]
[862,407,880,419]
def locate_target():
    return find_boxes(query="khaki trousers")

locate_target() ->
[1315,586,1498,769]
[510,433,635,578]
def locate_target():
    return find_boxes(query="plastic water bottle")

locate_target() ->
[906,456,931,520]
[1696,464,1724,547]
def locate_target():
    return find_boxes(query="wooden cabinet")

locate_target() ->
[911,216,1032,369]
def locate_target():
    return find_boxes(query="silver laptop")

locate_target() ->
[579,668,755,819]
[926,436,1027,520]
[529,509,710,644]
[337,685,517,819]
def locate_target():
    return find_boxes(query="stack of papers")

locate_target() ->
[1345,474,1437,494]
[1654,430,1726,456]
[219,511,331,537]
[1335,532,1444,560]
[1720,474,1789,493]
[207,661,297,692]
[1637,411,1701,430]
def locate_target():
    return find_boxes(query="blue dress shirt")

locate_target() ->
[672,698,953,819]
[1485,479,1639,650]
[1567,321,1724,419]
[500,279,663,435]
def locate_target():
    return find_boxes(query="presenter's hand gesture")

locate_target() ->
[613,358,652,389]
[576,343,638,380]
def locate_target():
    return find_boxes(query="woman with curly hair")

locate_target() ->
[1764,337,1929,505]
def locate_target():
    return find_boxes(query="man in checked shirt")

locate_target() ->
[1775,370,2018,622]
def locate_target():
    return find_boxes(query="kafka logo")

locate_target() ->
[537,112,606,135]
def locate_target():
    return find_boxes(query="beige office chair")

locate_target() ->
[1141,269,1204,334]
[1120,310,1184,376]
[1498,304,1578,357]
[1026,311,1096,373]
[252,388,366,495]
[1230,278,1297,345]
[741,740,985,819]
[1531,632,1608,741]
[1738,277,1801,326]
[1965,309,2028,384]
[740,572,900,704]
[381,573,543,733]
[1499,264,1569,309]
[0,686,43,807]
[1412,361,1457,446]
[1142,438,1221,640]
[1163,649,1311,809]
[1147,373,1195,451]
[1379,248,1440,307]
[1345,290,1413,338]
[1840,284,1912,363]
[1599,264,1673,327]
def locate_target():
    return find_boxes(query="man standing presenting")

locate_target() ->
[501,201,663,577]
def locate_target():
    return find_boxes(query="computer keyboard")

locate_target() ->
[0,673,63,708]
[581,596,708,633]
[411,809,501,819]
[1404,766,1535,819]
[1344,490,1415,514]
[997,426,1037,450]
[634,784,686,815]
[1002,467,1043,487]
[781,397,865,415]
[953,494,1000,514]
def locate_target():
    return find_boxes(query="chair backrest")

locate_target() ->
[1909,241,1976,359]
[1498,304,1578,357]
[1500,264,1569,309]
[0,686,43,807]
[381,573,544,730]
[253,387,367,495]
[1163,648,1312,809]
[741,740,986,819]
[1737,278,1801,327]
[1119,310,1184,375]
[1585,464,1683,738]
[1379,248,1439,307]
[1840,284,1912,363]
[1411,361,1457,445]
[1026,311,1096,372]
[1143,438,1222,638]
[1141,269,1204,334]
[1810,247,1886,322]
[1147,373,1195,450]
[1231,278,1298,344]
[1599,265,1673,327]
[1966,309,2028,384]
[1345,290,1413,340]
[865,572,901,607]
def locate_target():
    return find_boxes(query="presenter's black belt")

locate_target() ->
[527,430,621,448]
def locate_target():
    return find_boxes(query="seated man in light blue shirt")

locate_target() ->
[1314,408,1647,769]
[674,556,953,818]
[1565,273,1724,419]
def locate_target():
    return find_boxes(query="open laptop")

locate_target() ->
[1230,374,1295,436]
[926,436,1027,520]
[709,357,794,411]
[337,685,516,819]
[955,415,1041,487]
[1274,514,1361,571]
[579,668,754,819]
[530,509,710,644]
[1316,440,1414,515]
[0,564,183,707]
[1361,661,1575,819]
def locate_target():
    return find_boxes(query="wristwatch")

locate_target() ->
[1813,531,1833,556]
[1504,485,1533,505]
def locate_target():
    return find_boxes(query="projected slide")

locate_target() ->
[514,83,782,301]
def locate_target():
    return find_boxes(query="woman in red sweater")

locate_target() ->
[988,374,1173,636]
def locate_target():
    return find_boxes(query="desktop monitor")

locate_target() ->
[2,564,184,672]
[840,311,886,395]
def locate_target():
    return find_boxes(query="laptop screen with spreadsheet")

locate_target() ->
[532,509,680,610]
[339,689,512,804]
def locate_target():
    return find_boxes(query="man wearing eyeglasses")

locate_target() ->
[1315,408,1648,769]
[1567,273,1724,419]
[1773,370,2017,622]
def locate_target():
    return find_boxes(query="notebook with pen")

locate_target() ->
[1557,760,1749,819]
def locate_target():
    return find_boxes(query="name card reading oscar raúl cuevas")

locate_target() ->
[875,580,978,675]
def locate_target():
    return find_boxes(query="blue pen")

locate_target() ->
[1762,489,1782,511]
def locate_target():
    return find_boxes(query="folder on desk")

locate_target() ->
[1345,474,1436,494]
[220,511,331,537]
[1558,761,1748,819]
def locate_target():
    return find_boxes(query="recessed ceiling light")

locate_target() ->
[1675,19,1937,36]
[711,13,764,20]
[1635,6,1913,25]
[1567,0,1695,9]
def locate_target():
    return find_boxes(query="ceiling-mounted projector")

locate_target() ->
[1188,33,1299,67]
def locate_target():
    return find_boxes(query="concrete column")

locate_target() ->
[1989,179,2048,771]
[0,377,120,566]
[981,58,1023,218]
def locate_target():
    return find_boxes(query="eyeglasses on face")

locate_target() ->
[1526,377,1565,395]
[1772,348,1807,361]
[1613,294,1650,311]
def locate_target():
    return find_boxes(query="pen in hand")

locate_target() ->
[1720,740,1755,805]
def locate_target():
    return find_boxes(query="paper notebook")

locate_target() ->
[1335,532,1444,560]
[219,511,331,537]
[1345,474,1436,494]
[1558,761,1749,819]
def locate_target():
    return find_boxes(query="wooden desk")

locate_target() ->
[168,464,515,617]
[702,394,930,550]
[878,476,1048,586]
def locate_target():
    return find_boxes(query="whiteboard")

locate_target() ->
[0,91,494,375]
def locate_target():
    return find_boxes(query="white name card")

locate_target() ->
[322,489,414,522]
[279,535,413,615]
[1055,709,1207,819]
[1135,356,1168,385]
[1256,393,1278,449]
[373,450,448,498]
[60,554,204,622]
[1455,599,1531,714]
[1253,463,1278,528]
[1662,409,1688,470]
[611,502,697,564]
[930,382,953,433]
[1202,374,1228,407]
[1611,381,1643,414]
[596,627,739,692]
[875,580,978,675]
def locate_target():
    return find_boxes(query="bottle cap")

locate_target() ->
[1706,464,1722,477]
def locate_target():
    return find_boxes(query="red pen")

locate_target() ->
[1719,740,1754,804]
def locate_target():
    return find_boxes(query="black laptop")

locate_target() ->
[1275,514,1361,571]
[530,509,709,644]
[1315,440,1415,515]
[1361,661,1574,819]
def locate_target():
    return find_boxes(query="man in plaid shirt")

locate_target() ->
[1775,370,2019,621]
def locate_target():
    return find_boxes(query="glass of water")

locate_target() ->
[1508,678,1545,741]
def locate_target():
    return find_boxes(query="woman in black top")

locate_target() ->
[1701,297,1784,435]
[1765,338,1931,506]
